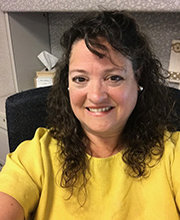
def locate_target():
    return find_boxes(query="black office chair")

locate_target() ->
[5,86,180,153]
[168,87,180,131]
[6,86,51,152]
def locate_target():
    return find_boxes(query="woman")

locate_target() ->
[0,10,179,220]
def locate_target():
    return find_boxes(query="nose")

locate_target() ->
[87,81,108,104]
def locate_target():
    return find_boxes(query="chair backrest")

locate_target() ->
[5,86,180,153]
[168,87,180,131]
[6,86,51,152]
[169,87,180,115]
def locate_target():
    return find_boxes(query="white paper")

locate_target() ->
[37,51,58,71]
[35,77,53,88]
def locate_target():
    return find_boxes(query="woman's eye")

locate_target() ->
[72,76,87,83]
[107,75,123,82]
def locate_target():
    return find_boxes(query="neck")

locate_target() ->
[85,132,122,158]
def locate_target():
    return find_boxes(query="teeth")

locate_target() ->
[88,107,112,112]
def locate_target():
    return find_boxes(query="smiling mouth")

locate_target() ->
[86,106,114,113]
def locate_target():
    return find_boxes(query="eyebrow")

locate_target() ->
[69,69,88,75]
[104,67,126,74]
[69,67,126,75]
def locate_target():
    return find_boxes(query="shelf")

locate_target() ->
[0,0,180,12]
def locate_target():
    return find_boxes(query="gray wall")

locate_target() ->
[49,12,180,70]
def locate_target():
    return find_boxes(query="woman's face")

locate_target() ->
[68,39,138,138]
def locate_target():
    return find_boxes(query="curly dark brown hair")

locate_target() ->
[47,11,176,197]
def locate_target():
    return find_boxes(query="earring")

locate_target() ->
[138,86,143,92]
[67,87,69,90]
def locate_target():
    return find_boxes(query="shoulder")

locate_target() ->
[0,128,59,218]
[6,127,60,172]
[162,131,180,167]
[29,127,55,143]
[162,131,180,195]
[1,127,60,191]
[164,131,180,152]
[14,127,58,154]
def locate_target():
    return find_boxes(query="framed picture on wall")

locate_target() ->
[168,40,180,89]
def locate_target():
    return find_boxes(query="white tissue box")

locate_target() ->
[34,68,56,88]
[36,68,56,77]
[34,77,53,88]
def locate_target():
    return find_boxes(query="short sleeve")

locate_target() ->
[0,128,48,219]
[170,132,180,211]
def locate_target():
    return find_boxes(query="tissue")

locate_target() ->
[35,51,58,88]
[37,51,58,71]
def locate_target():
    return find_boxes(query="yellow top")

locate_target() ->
[0,128,180,220]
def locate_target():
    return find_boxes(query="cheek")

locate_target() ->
[69,89,85,109]
[114,85,138,109]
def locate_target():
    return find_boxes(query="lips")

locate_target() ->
[86,106,113,113]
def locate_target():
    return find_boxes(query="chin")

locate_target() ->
[83,124,121,137]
